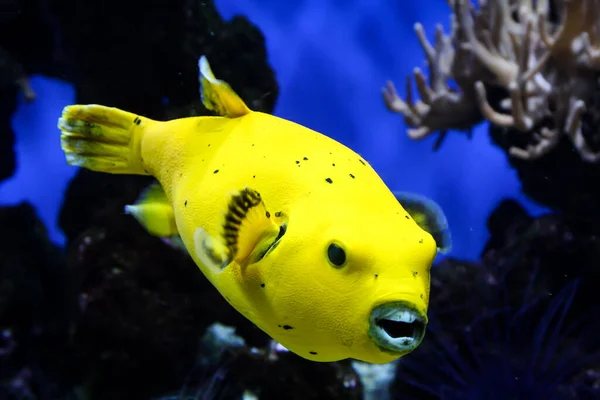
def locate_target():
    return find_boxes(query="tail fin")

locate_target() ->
[58,104,151,175]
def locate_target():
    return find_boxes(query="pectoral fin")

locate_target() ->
[125,182,178,238]
[194,187,285,273]
[198,56,251,118]
[394,191,452,254]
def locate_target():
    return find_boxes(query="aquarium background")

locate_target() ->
[0,0,549,260]
[1,0,599,399]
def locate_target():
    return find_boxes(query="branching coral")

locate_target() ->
[384,0,600,162]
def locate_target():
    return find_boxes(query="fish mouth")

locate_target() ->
[369,302,427,354]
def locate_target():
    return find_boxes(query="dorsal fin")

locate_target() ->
[198,56,252,118]
[194,187,283,273]
[393,191,452,254]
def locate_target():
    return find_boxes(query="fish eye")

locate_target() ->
[327,243,346,268]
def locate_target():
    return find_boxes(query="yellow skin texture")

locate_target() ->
[58,59,441,363]
[132,111,437,364]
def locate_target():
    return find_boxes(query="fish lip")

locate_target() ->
[368,302,428,354]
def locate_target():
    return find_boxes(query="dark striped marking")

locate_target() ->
[222,188,263,258]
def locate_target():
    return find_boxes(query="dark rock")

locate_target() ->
[58,172,155,246]
[48,0,277,119]
[0,202,76,399]
[53,0,279,243]
[66,215,270,400]
[0,84,17,182]
[0,0,60,183]
[174,347,363,400]
[224,351,361,400]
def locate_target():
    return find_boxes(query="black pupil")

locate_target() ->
[327,243,346,267]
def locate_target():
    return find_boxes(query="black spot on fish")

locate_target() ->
[214,169,219,174]
[252,144,255,147]
[325,178,333,184]
[202,159,204,162]
[266,211,270,218]
[329,152,332,155]
[260,283,265,288]
[143,168,149,174]
[413,271,418,276]
[296,160,300,164]
[420,294,424,299]
[419,239,424,244]
[332,163,336,167]
[309,351,318,355]
[405,215,410,219]
[184,200,188,207]
[275,211,282,217]
[303,157,308,160]
[253,175,256,178]
[374,273,379,279]
[208,144,211,147]
[349,173,355,179]
[359,159,366,166]
[282,325,293,330]
[133,117,141,125]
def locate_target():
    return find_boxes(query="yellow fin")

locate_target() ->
[194,227,231,273]
[393,191,452,254]
[198,56,252,118]
[58,104,150,174]
[125,182,178,238]
[193,188,284,273]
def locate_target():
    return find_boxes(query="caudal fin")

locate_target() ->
[58,104,150,175]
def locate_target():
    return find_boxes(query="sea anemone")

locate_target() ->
[393,278,600,399]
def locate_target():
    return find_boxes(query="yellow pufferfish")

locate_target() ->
[58,56,451,365]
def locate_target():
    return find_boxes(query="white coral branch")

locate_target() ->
[384,0,600,162]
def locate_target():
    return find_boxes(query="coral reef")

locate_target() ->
[156,344,363,400]
[384,0,600,213]
[0,203,76,399]
[384,0,600,161]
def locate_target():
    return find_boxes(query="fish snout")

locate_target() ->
[369,302,427,354]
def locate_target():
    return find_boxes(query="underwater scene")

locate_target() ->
[1,0,600,399]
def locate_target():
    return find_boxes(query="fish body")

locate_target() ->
[58,56,451,364]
